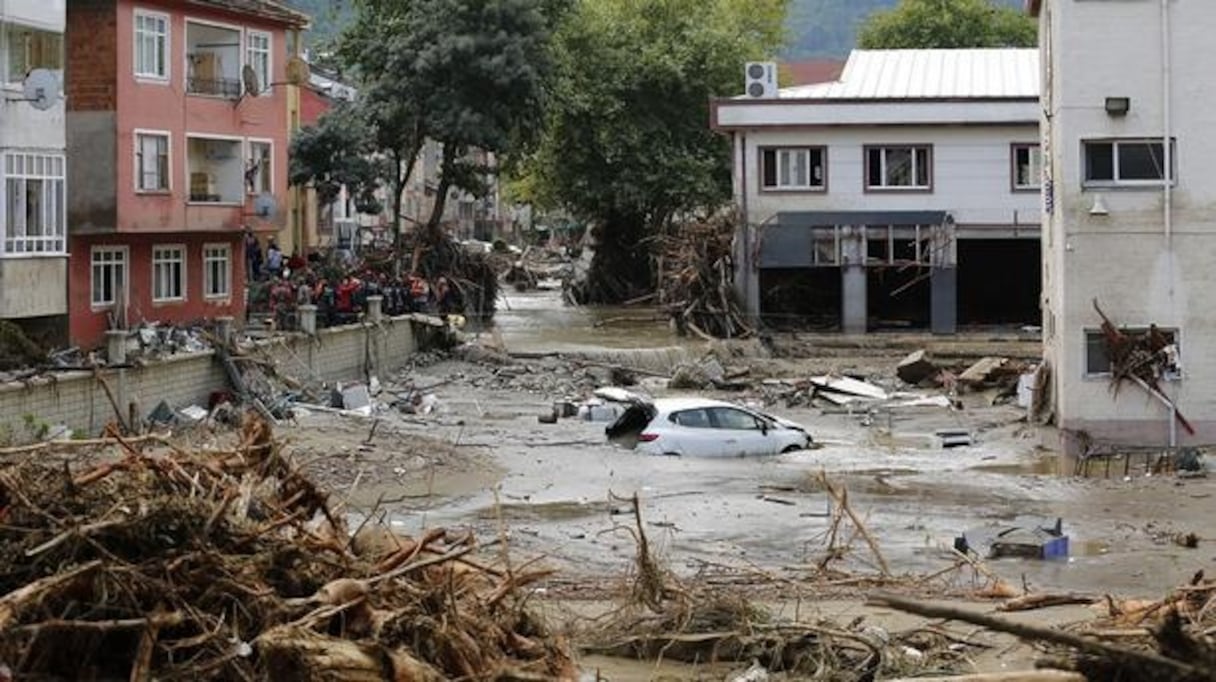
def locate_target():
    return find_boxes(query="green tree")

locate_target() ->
[519,0,788,302]
[330,0,564,251]
[857,0,1035,50]
[289,103,384,215]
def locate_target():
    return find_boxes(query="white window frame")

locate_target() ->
[203,242,231,300]
[90,246,128,308]
[246,138,273,195]
[1012,143,1042,192]
[3,153,67,256]
[134,129,171,192]
[245,29,272,97]
[865,145,933,191]
[152,244,186,303]
[760,147,826,191]
[133,8,170,82]
[1082,138,1176,188]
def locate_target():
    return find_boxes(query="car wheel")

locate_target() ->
[662,451,681,457]
[781,444,802,454]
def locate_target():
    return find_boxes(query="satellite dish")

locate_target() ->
[242,64,260,97]
[253,192,278,218]
[23,69,59,111]
[286,56,311,86]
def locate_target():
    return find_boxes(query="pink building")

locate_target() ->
[66,0,307,348]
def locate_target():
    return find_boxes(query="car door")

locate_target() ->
[707,407,771,456]
[666,408,719,456]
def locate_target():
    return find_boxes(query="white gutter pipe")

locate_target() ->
[1162,0,1173,254]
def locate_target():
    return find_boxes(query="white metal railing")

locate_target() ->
[3,236,66,254]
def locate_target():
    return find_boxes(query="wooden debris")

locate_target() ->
[871,592,1216,682]
[1092,298,1193,435]
[0,412,574,680]
[998,593,1099,612]
[659,214,754,339]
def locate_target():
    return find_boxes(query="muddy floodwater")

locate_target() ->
[319,291,1216,604]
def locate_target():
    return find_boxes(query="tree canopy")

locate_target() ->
[856,0,1036,50]
[291,0,565,250]
[518,0,788,301]
[288,103,384,215]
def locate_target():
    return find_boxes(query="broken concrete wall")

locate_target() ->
[0,316,423,438]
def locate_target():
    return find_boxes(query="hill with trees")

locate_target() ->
[283,0,1028,57]
[785,0,1025,58]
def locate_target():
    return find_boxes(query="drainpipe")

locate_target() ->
[1162,0,1173,254]
[737,131,753,319]
[1131,375,1178,449]
[1162,0,1176,450]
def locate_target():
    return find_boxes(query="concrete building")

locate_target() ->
[65,0,307,349]
[402,141,507,244]
[0,0,68,340]
[713,49,1042,334]
[1031,0,1207,452]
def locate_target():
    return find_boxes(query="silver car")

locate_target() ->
[606,396,813,457]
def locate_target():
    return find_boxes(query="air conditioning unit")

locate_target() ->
[744,62,778,99]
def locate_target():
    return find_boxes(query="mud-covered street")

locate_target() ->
[291,292,1216,629]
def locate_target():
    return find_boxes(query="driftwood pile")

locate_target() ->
[580,493,977,680]
[659,216,755,340]
[0,415,573,680]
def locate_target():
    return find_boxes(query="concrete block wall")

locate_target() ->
[0,316,423,440]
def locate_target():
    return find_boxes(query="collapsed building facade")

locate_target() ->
[713,49,1042,334]
[1032,0,1206,453]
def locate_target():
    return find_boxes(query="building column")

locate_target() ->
[930,267,957,335]
[734,222,761,322]
[841,226,867,334]
[929,221,958,335]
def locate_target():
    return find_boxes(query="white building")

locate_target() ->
[1032,0,1208,453]
[713,49,1041,334]
[0,0,67,338]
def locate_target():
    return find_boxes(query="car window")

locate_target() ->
[669,408,712,428]
[709,407,761,430]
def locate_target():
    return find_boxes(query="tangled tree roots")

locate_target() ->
[0,414,573,680]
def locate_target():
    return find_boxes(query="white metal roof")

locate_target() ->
[777,49,1039,100]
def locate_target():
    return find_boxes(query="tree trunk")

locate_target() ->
[424,144,455,245]
[583,210,653,304]
[390,140,423,276]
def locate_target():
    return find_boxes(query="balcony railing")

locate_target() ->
[187,77,241,99]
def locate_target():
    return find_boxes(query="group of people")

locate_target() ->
[244,228,296,281]
[244,228,462,331]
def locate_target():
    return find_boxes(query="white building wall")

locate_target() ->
[0,1,66,155]
[1,0,65,32]
[0,0,68,319]
[1041,0,1216,449]
[739,124,1040,230]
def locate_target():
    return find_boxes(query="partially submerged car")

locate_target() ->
[603,392,813,457]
